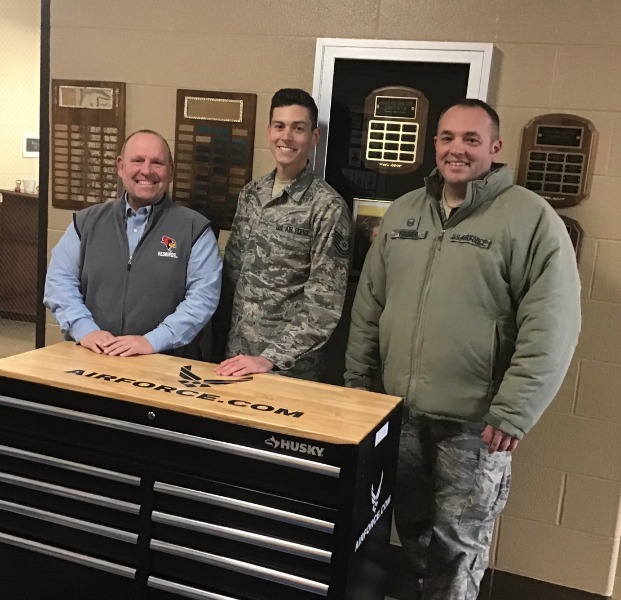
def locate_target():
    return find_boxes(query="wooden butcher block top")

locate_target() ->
[0,342,402,445]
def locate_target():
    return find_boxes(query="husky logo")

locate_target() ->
[161,236,176,250]
[179,365,252,388]
[264,435,325,457]
[371,471,384,513]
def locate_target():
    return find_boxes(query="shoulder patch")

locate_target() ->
[333,230,351,257]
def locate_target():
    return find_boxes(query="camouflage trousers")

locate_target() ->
[394,415,512,600]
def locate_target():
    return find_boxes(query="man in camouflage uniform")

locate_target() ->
[345,100,581,599]
[213,88,351,381]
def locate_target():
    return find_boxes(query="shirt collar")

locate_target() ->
[123,191,158,218]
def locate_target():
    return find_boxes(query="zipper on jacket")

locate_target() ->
[120,206,162,333]
[406,223,445,403]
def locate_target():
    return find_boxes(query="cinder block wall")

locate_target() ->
[48,1,621,595]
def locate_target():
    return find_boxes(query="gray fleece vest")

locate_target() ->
[74,195,210,358]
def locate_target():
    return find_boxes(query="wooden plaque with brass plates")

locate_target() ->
[517,113,597,208]
[51,79,126,210]
[362,86,429,175]
[173,89,257,230]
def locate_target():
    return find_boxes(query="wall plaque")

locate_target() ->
[173,89,257,230]
[51,79,126,210]
[517,114,597,208]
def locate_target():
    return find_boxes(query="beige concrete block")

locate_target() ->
[562,474,621,538]
[51,28,314,95]
[560,176,621,241]
[378,0,499,41]
[50,0,81,27]
[497,0,621,45]
[576,360,621,426]
[47,205,73,233]
[514,411,621,481]
[495,44,556,108]
[45,323,65,346]
[592,241,621,303]
[503,462,563,524]
[496,515,619,595]
[576,299,621,366]
[552,47,621,112]
[266,0,379,38]
[72,0,268,34]
[548,357,577,415]
[609,114,621,178]
[72,0,378,38]
[125,85,177,142]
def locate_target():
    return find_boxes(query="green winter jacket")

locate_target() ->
[345,165,581,439]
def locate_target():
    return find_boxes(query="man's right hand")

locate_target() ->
[79,330,115,354]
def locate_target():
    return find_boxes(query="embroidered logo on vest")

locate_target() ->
[158,235,178,258]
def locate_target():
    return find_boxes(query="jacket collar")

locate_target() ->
[117,192,171,222]
[425,163,513,211]
[257,162,315,205]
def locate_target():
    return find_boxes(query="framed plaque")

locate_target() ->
[172,89,257,230]
[517,114,597,208]
[362,86,429,175]
[51,79,126,210]
[559,215,584,263]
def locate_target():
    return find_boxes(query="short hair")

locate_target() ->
[120,129,174,165]
[269,88,319,130]
[439,99,500,140]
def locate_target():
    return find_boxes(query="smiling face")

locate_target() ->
[117,132,173,210]
[434,105,502,197]
[268,104,320,180]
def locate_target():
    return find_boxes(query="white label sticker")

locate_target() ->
[375,421,389,447]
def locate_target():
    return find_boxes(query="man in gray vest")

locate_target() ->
[45,129,222,359]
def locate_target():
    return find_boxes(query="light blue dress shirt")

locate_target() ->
[44,198,222,353]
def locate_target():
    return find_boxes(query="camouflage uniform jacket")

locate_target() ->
[217,164,351,380]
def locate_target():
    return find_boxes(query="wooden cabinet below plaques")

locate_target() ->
[0,190,39,322]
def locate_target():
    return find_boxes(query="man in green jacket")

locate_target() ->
[344,99,581,599]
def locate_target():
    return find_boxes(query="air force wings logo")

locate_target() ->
[179,365,253,388]
[371,471,384,513]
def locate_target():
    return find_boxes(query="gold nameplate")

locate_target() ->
[184,97,243,122]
